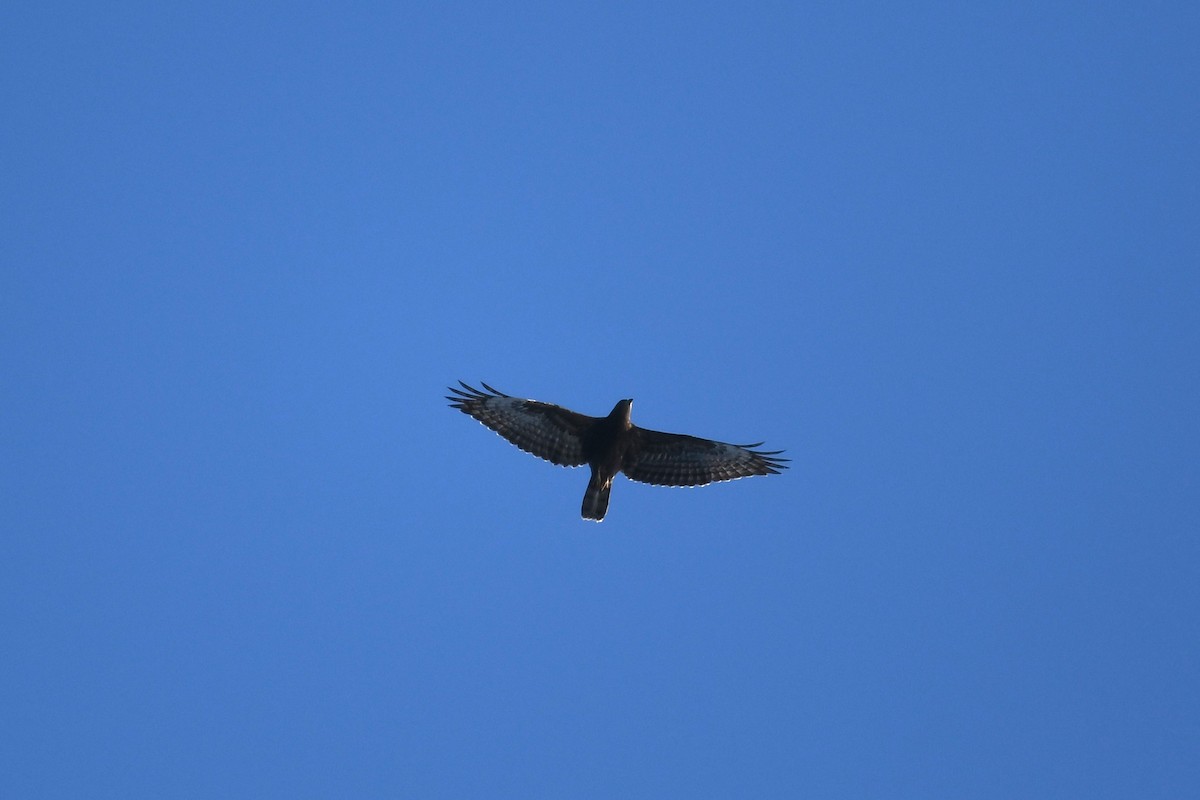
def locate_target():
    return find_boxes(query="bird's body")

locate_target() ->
[447,382,787,521]
[578,398,633,520]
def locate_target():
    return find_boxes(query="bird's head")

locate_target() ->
[610,398,633,428]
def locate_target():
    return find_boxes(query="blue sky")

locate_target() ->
[3,2,1198,797]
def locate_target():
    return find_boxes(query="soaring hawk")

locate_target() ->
[447,381,788,521]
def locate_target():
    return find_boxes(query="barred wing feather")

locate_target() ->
[622,428,789,487]
[446,382,592,467]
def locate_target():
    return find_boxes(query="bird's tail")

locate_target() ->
[581,473,611,522]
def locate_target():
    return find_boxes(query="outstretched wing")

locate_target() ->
[621,427,789,487]
[447,381,594,467]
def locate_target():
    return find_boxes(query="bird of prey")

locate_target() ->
[446,381,788,521]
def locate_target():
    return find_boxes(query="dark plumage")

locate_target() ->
[446,381,788,521]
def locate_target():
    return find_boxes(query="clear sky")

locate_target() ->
[3,2,1198,797]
